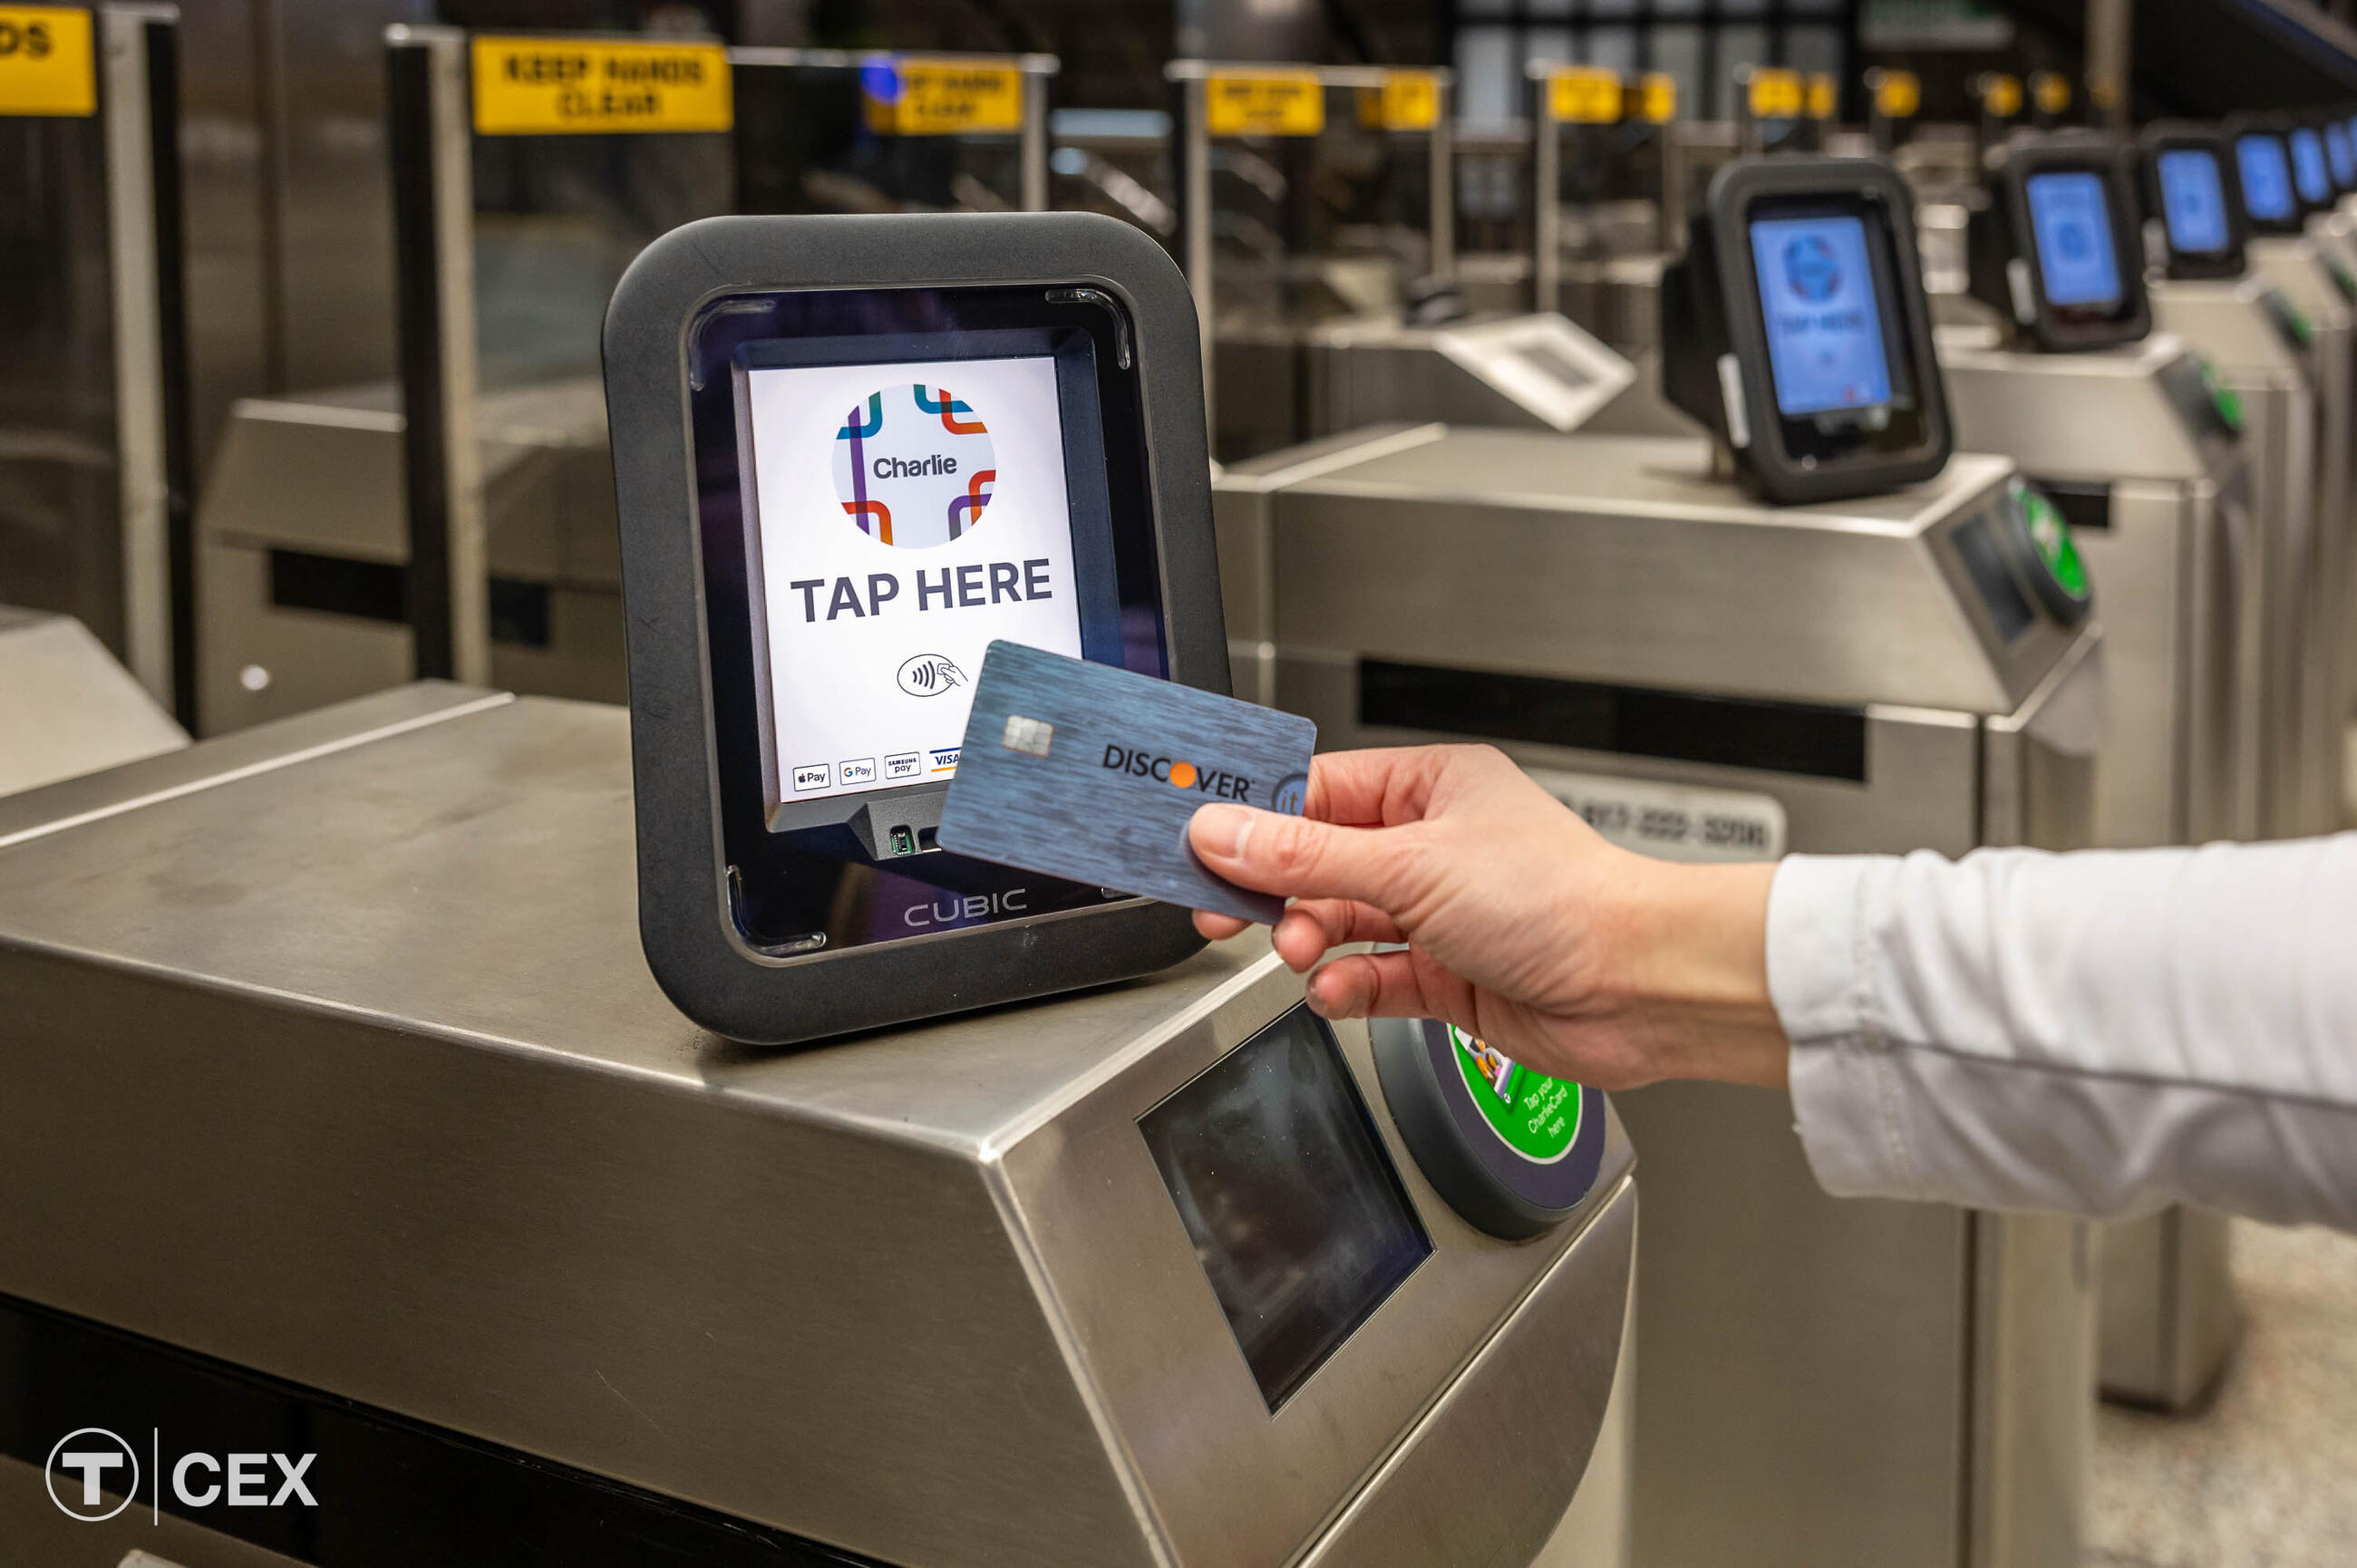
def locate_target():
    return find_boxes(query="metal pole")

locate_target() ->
[1180,73,1214,445]
[386,25,489,688]
[2085,0,2133,135]
[1429,78,1455,288]
[1532,74,1559,315]
[102,5,176,710]
[1020,61,1049,212]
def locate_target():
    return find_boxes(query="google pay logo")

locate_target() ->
[833,382,998,548]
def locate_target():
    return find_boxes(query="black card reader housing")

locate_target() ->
[604,213,1222,1044]
[1662,153,1953,506]
[1967,131,2152,353]
[2137,124,2250,283]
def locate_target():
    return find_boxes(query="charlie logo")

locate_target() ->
[1101,745,1255,801]
[833,384,997,548]
[897,653,965,696]
[1782,233,1842,303]
[46,1428,137,1522]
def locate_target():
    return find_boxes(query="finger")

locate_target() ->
[1305,950,1476,1022]
[1304,747,1453,828]
[1273,898,1408,964]
[1190,801,1423,908]
[1193,908,1253,940]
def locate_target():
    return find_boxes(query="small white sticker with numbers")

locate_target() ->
[1524,766,1787,863]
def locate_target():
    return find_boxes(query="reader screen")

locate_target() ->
[1140,1003,1431,1411]
[1751,213,1895,416]
[2240,134,2296,221]
[2026,170,2122,308]
[2158,149,2232,255]
[2333,124,2356,190]
[742,356,1086,805]
[2294,129,2332,205]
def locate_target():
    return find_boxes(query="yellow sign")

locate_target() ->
[1805,73,1837,121]
[1635,73,1677,125]
[1205,71,1324,136]
[0,5,93,118]
[1356,69,1440,132]
[864,58,1024,135]
[2030,71,2071,117]
[1547,67,1623,126]
[1871,69,1921,121]
[470,35,732,136]
[1980,73,2022,120]
[1746,67,1803,120]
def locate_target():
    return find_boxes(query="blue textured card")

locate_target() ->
[936,641,1315,924]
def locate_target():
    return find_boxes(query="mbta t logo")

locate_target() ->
[44,1426,318,1521]
[44,1428,138,1523]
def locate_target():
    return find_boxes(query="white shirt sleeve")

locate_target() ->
[1767,835,2357,1231]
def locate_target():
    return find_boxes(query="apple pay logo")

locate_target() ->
[45,1426,316,1522]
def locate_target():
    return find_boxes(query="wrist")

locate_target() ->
[1606,857,1790,1089]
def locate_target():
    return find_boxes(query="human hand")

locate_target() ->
[1188,745,1789,1090]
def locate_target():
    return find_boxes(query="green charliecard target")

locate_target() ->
[1372,1018,1607,1239]
[1449,1025,1582,1162]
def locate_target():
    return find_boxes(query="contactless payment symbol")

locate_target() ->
[1783,234,1842,303]
[1448,1025,1580,1163]
[832,383,998,548]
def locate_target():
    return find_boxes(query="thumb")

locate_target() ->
[1190,802,1415,910]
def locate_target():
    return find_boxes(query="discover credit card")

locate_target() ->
[935,641,1315,924]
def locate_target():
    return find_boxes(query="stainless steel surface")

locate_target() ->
[2099,1207,2241,1409]
[2245,237,2354,837]
[1938,329,2246,846]
[0,607,187,798]
[194,380,622,732]
[1297,1186,1634,1568]
[1249,429,2065,714]
[1941,330,2252,1415]
[0,692,1637,1568]
[1303,311,1638,438]
[1532,1265,1635,1568]
[1221,425,2101,1568]
[2147,279,2318,842]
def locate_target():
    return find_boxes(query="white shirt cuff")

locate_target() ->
[1767,854,1926,1200]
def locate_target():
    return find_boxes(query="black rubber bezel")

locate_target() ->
[2227,118,2313,234]
[604,214,1220,1044]
[2138,124,2250,282]
[1661,154,1952,507]
[1972,131,2150,353]
[1370,1018,1606,1240]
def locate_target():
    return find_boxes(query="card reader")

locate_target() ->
[1661,153,1952,504]
[2138,124,2250,282]
[2228,119,2312,234]
[1968,131,2151,353]
[604,213,1227,1043]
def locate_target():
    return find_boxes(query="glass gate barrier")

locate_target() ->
[1165,60,1455,459]
[0,3,192,724]
[193,29,1055,731]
